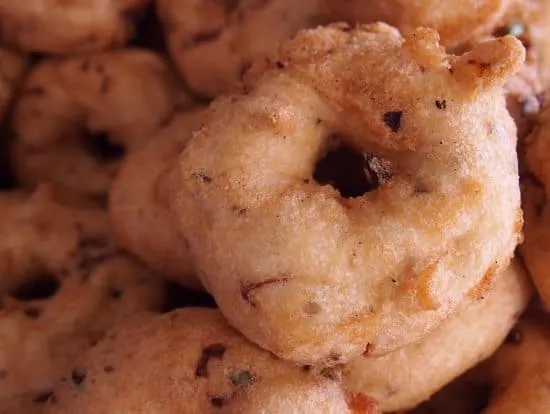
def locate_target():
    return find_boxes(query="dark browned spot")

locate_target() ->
[505,329,523,345]
[435,100,447,110]
[230,370,254,388]
[314,140,391,198]
[10,273,60,301]
[108,288,122,300]
[231,206,248,216]
[191,171,213,183]
[210,395,231,407]
[301,365,312,372]
[0,369,7,379]
[71,369,86,386]
[383,111,402,132]
[190,30,221,45]
[32,391,54,404]
[302,301,321,315]
[362,343,375,357]
[24,307,42,319]
[82,132,125,162]
[240,277,290,308]
[104,365,114,373]
[80,60,91,72]
[275,61,285,69]
[195,343,227,378]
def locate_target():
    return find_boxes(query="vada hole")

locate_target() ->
[10,273,61,301]
[313,140,392,198]
[83,132,125,162]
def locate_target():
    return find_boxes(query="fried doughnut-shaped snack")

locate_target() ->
[170,24,524,365]
[43,308,379,414]
[110,109,206,289]
[0,185,164,409]
[157,0,327,98]
[325,0,516,48]
[0,48,26,122]
[0,0,151,55]
[343,259,533,412]
[11,49,189,204]
[520,101,550,307]
[483,312,550,414]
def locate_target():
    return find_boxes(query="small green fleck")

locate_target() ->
[230,370,254,388]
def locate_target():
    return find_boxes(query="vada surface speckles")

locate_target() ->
[109,109,207,289]
[43,308,378,414]
[0,185,164,410]
[342,259,532,412]
[10,49,189,205]
[157,0,327,98]
[0,0,151,55]
[170,23,524,365]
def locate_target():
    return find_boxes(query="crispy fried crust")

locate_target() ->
[10,49,190,204]
[43,308,378,414]
[170,24,524,364]
[0,185,164,410]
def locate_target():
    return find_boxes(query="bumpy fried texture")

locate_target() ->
[43,308,378,414]
[0,47,26,122]
[342,260,533,412]
[170,23,524,365]
[483,311,550,414]
[0,0,151,54]
[11,49,190,204]
[520,101,550,308]
[0,185,164,411]
[157,0,327,98]
[109,109,206,289]
[324,0,516,48]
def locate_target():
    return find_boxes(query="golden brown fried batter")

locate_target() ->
[109,109,207,289]
[324,0,516,48]
[0,0,151,54]
[170,23,524,365]
[43,308,378,414]
[10,49,191,204]
[0,184,164,411]
[484,311,550,414]
[343,260,532,412]
[157,0,327,97]
[520,99,550,308]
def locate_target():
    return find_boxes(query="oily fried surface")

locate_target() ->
[342,259,532,412]
[43,308,376,414]
[109,109,207,289]
[324,0,515,48]
[157,0,328,97]
[0,185,163,411]
[10,49,189,204]
[0,0,151,54]
[483,311,550,414]
[170,23,524,365]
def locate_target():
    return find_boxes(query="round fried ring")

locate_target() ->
[170,23,524,365]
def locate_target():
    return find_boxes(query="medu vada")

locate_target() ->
[0,184,164,410]
[109,109,207,289]
[43,308,379,414]
[483,311,550,414]
[519,99,550,308]
[10,48,190,204]
[0,0,151,55]
[170,23,524,365]
[342,259,532,412]
[157,0,328,98]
